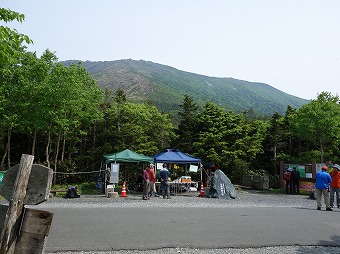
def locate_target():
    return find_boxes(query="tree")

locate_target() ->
[0,8,32,65]
[175,95,199,154]
[290,92,340,162]
[265,112,285,175]
[193,101,265,176]
[283,105,297,158]
[114,88,126,133]
[45,62,103,183]
[0,8,33,169]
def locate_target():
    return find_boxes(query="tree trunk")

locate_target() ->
[61,131,66,162]
[273,144,277,176]
[288,136,292,156]
[54,132,61,176]
[320,141,324,163]
[117,104,121,132]
[46,132,51,169]
[31,129,37,156]
[1,126,12,170]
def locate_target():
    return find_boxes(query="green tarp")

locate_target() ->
[103,149,154,164]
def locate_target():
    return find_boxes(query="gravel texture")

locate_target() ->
[21,189,336,254]
[35,188,316,209]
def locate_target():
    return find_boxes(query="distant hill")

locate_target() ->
[61,59,309,116]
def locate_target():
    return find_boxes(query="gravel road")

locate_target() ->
[35,189,337,254]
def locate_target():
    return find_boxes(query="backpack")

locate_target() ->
[285,172,291,181]
[291,169,300,180]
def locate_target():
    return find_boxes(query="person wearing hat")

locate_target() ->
[315,165,332,211]
[148,164,159,197]
[330,164,340,208]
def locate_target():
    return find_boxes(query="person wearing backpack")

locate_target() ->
[291,166,300,194]
[284,168,292,194]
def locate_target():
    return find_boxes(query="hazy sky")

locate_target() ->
[2,0,340,100]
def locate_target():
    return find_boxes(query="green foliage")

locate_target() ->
[289,92,340,162]
[0,8,33,65]
[91,96,176,165]
[193,102,265,169]
[51,182,100,196]
[174,95,199,154]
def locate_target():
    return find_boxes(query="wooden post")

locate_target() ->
[0,154,34,254]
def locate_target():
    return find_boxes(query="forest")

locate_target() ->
[1,8,340,187]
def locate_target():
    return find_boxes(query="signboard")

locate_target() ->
[189,165,198,172]
[110,163,119,183]
[289,164,306,178]
[316,163,326,173]
[305,164,312,178]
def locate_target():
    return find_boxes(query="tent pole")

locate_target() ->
[200,163,202,182]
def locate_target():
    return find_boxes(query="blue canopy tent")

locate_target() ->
[152,148,202,180]
[152,148,201,164]
[152,148,202,194]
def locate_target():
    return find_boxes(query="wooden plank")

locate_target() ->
[0,154,34,254]
[15,208,54,254]
[0,164,53,205]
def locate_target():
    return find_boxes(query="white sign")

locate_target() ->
[189,165,198,172]
[110,163,119,183]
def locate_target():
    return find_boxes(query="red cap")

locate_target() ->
[322,166,328,171]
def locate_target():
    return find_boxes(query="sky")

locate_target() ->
[2,0,340,100]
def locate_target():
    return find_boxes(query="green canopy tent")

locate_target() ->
[102,149,154,193]
[103,149,154,164]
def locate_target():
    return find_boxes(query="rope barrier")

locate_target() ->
[53,170,103,175]
[52,160,104,175]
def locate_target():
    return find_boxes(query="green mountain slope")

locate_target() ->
[62,59,309,115]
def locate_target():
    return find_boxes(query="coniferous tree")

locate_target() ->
[175,95,199,154]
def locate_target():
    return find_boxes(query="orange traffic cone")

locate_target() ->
[121,181,127,197]
[199,182,204,198]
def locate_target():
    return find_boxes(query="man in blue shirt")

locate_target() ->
[315,166,332,211]
[160,164,171,199]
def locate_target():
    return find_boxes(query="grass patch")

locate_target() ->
[51,182,102,197]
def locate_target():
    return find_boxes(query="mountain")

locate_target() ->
[61,59,309,116]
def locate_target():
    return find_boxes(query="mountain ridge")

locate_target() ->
[61,59,309,116]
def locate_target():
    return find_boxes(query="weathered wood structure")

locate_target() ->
[0,154,53,254]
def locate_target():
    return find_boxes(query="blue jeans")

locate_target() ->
[330,187,340,207]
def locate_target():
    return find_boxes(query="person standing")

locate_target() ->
[160,163,171,199]
[148,164,159,197]
[284,168,293,194]
[291,166,300,194]
[315,165,332,211]
[142,166,151,200]
[329,164,340,208]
